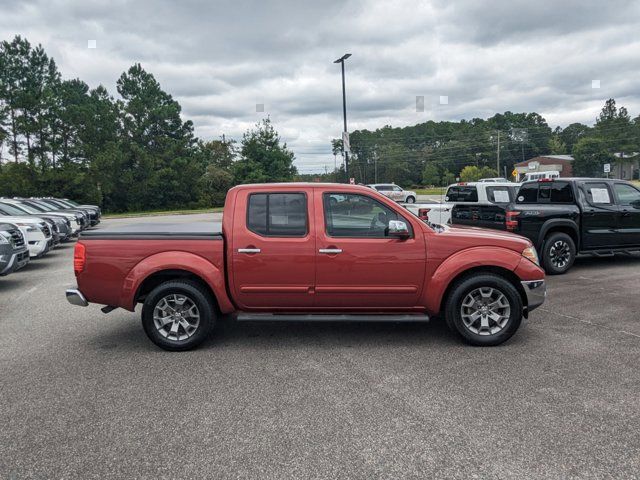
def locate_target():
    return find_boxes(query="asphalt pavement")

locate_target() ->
[1,213,639,479]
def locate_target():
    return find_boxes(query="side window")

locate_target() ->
[247,193,307,237]
[516,183,538,203]
[392,185,402,192]
[583,183,613,206]
[323,193,412,238]
[486,186,512,203]
[614,183,640,208]
[550,182,574,203]
[376,185,391,192]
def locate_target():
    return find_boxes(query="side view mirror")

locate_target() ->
[388,220,410,238]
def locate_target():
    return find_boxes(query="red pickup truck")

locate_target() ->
[66,183,546,350]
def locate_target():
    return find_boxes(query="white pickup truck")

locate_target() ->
[404,181,521,225]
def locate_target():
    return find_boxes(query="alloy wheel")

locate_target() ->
[153,294,201,342]
[460,287,511,336]
[549,240,571,269]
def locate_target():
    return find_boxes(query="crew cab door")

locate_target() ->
[230,190,315,310]
[314,190,426,309]
[612,182,640,247]
[579,182,620,249]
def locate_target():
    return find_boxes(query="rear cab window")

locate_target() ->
[445,185,478,202]
[247,192,308,237]
[516,181,574,204]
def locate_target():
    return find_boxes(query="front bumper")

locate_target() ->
[521,280,546,313]
[66,288,89,307]
[0,248,30,276]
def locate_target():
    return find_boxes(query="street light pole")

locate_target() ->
[334,53,351,181]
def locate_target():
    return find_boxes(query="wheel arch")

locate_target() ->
[538,220,579,251]
[424,246,525,315]
[438,266,528,315]
[121,251,235,314]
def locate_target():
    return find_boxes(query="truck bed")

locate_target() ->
[81,221,222,239]
[77,222,225,309]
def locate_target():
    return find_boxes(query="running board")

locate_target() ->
[236,313,430,322]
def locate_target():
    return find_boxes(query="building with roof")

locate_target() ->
[611,152,639,180]
[513,155,574,181]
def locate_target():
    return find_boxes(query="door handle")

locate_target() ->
[238,248,261,254]
[319,248,342,254]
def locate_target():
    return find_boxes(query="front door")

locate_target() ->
[231,190,315,310]
[314,190,426,310]
[613,182,640,247]
[579,182,620,249]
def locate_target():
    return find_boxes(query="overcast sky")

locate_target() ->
[2,0,640,172]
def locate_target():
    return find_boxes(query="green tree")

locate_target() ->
[233,118,296,184]
[573,137,613,177]
[422,162,440,186]
[460,165,480,182]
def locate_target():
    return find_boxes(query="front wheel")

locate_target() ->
[542,232,575,275]
[141,280,216,351]
[405,196,416,204]
[445,274,523,346]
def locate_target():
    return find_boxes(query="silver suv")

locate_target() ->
[0,223,30,276]
[367,184,417,203]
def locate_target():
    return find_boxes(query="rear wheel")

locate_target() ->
[141,280,215,351]
[445,274,523,346]
[542,232,575,275]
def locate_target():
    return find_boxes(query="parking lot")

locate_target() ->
[1,213,640,479]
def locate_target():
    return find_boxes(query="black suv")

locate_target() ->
[451,178,640,274]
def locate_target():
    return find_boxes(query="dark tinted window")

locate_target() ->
[323,193,411,238]
[445,186,478,202]
[516,183,538,203]
[486,186,513,203]
[247,193,307,237]
[550,182,574,203]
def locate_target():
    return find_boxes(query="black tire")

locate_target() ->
[542,232,576,275]
[445,274,523,346]
[406,196,416,204]
[141,280,216,351]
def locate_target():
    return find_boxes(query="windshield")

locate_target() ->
[0,203,30,215]
[12,202,40,214]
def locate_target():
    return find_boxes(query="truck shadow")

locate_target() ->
[572,252,640,271]
[206,316,462,350]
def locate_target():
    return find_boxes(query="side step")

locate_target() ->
[588,248,640,258]
[236,313,430,322]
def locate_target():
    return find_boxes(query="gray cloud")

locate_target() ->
[1,0,639,173]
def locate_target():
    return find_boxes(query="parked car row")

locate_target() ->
[0,197,101,277]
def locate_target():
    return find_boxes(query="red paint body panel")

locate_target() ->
[75,182,545,316]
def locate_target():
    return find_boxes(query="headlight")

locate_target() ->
[522,246,539,266]
[15,223,37,232]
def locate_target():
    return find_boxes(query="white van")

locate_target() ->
[523,171,560,182]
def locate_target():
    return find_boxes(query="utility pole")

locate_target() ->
[334,53,352,181]
[496,130,500,174]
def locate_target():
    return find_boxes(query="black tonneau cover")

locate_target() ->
[80,222,222,240]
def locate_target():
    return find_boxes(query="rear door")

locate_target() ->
[231,189,316,310]
[612,182,640,247]
[314,190,426,310]
[579,182,620,249]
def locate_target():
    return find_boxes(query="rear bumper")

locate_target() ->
[521,280,546,312]
[66,288,89,307]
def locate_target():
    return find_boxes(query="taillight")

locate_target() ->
[538,178,553,182]
[74,242,86,275]
[418,208,431,220]
[505,211,520,231]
